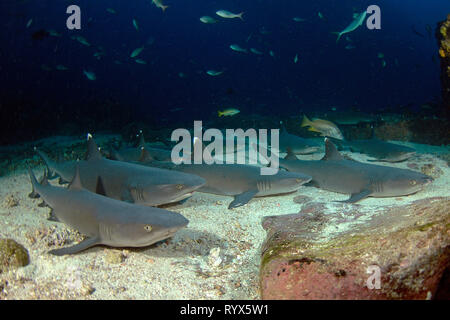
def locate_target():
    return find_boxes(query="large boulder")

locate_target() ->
[260,198,450,299]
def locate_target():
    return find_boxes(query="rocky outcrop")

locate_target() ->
[437,14,450,115]
[259,198,450,299]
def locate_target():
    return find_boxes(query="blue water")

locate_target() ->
[0,0,449,143]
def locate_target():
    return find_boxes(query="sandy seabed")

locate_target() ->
[0,135,449,299]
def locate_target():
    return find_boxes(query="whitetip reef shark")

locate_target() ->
[256,138,432,203]
[29,166,189,255]
[328,137,416,162]
[35,134,206,206]
[147,161,312,209]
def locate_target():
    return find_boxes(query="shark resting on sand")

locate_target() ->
[256,138,432,203]
[34,134,205,206]
[29,166,189,255]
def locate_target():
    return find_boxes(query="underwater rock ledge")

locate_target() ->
[259,197,450,299]
[437,14,450,116]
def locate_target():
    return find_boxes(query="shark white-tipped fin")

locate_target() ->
[86,134,102,161]
[321,138,344,161]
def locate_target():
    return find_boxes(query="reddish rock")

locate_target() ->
[260,198,450,300]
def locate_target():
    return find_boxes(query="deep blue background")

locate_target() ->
[0,0,449,143]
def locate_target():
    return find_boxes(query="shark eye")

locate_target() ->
[144,225,152,232]
[176,184,184,190]
[410,180,417,185]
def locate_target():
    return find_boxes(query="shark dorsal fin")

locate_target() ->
[322,138,344,161]
[68,164,83,191]
[138,130,146,148]
[95,176,107,196]
[138,147,154,162]
[279,121,287,133]
[86,133,102,161]
[284,148,297,160]
[369,125,378,140]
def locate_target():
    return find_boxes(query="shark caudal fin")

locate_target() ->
[237,12,245,21]
[34,147,58,180]
[333,32,342,43]
[28,167,49,198]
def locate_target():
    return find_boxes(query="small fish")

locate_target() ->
[178,72,187,78]
[131,47,144,58]
[218,108,240,117]
[26,19,33,28]
[377,52,384,59]
[334,10,367,42]
[246,33,252,42]
[133,19,139,31]
[216,10,244,20]
[206,70,224,76]
[72,35,90,46]
[381,60,387,68]
[293,17,306,22]
[269,50,275,57]
[106,8,116,14]
[56,65,68,71]
[200,16,217,24]
[294,54,298,63]
[135,59,147,64]
[250,48,263,55]
[152,0,169,12]
[48,29,61,37]
[318,12,324,20]
[93,52,105,60]
[230,44,247,53]
[345,44,356,50]
[83,70,96,80]
[114,60,122,65]
[301,115,344,140]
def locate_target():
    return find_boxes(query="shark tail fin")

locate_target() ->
[218,111,223,117]
[284,148,298,160]
[162,5,169,12]
[34,147,58,179]
[28,167,49,198]
[238,12,245,21]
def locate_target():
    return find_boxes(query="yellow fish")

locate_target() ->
[218,108,240,117]
[301,115,344,140]
[152,0,169,12]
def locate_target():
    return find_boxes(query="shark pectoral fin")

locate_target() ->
[228,190,258,209]
[47,208,60,222]
[340,190,372,203]
[49,236,101,256]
